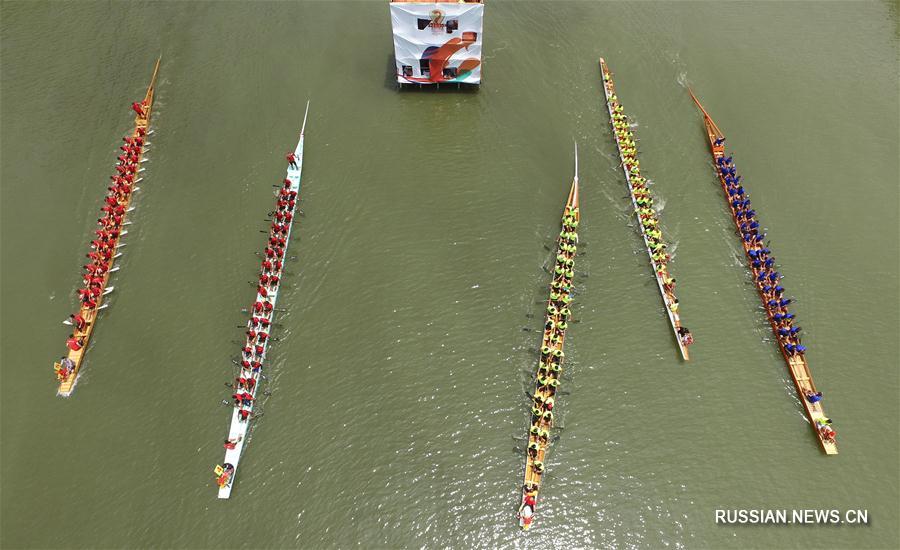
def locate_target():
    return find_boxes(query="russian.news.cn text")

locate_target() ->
[715,509,869,525]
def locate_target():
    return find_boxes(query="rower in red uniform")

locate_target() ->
[524,491,536,508]
[69,313,86,331]
[131,102,145,116]
[66,336,84,351]
[286,152,297,168]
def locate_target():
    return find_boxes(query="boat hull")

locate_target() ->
[688,90,837,455]
[55,58,160,397]
[218,104,310,498]
[599,58,690,360]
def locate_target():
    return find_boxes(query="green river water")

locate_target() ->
[1,1,898,548]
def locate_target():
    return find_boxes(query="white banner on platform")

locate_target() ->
[390,2,484,85]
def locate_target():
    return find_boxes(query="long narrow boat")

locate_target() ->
[215,101,311,498]
[517,146,580,530]
[54,58,161,397]
[598,58,692,360]
[688,90,837,455]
